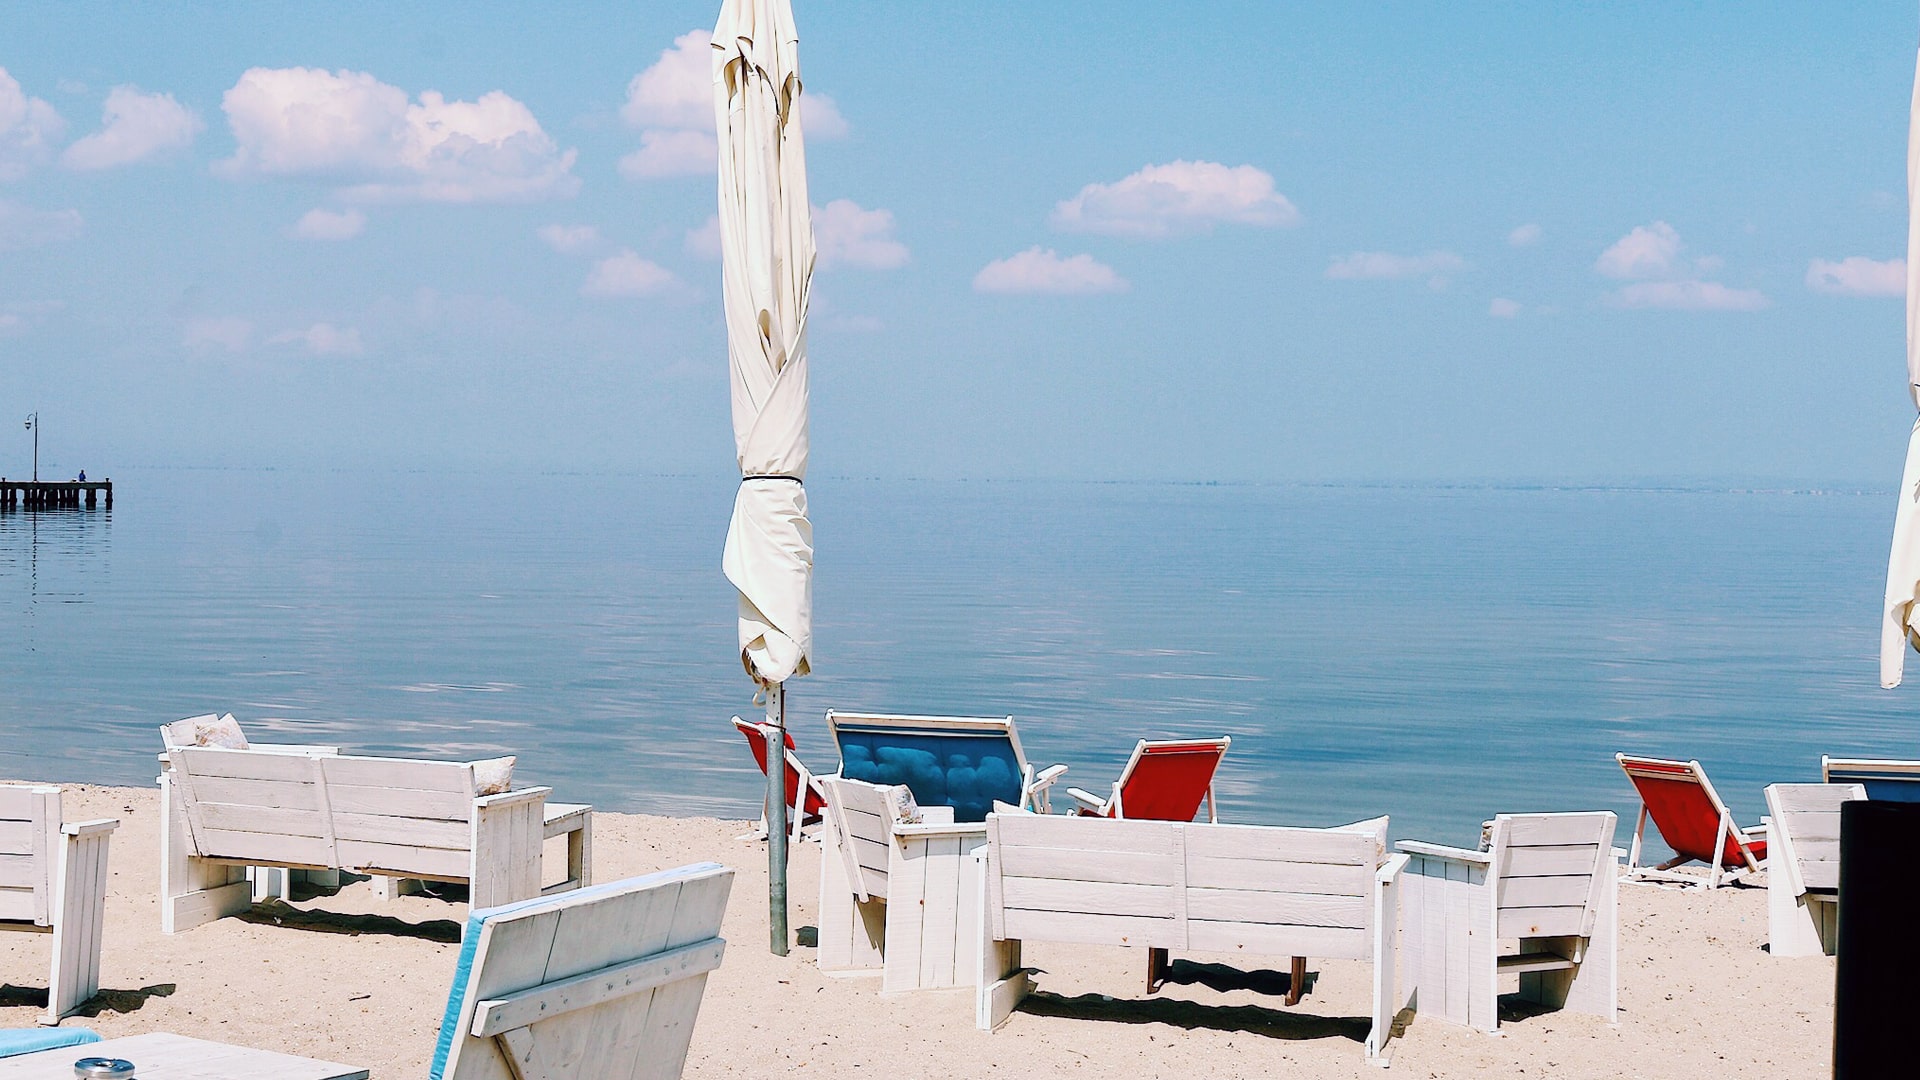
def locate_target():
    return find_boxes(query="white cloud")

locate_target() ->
[60,86,202,170]
[622,30,714,131]
[582,250,677,297]
[0,199,82,250]
[269,322,365,357]
[617,129,717,179]
[685,215,721,260]
[1508,223,1542,247]
[538,223,603,254]
[973,247,1127,295]
[801,94,849,139]
[1594,222,1765,311]
[1489,297,1521,318]
[182,316,253,354]
[0,68,65,179]
[814,199,907,270]
[1807,256,1904,298]
[1596,221,1683,280]
[1050,160,1299,238]
[1609,280,1769,312]
[1325,250,1465,283]
[217,67,578,203]
[291,206,365,240]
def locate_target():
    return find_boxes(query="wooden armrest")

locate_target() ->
[1376,852,1410,884]
[1032,764,1069,786]
[1063,787,1105,810]
[476,786,551,810]
[470,938,725,1039]
[1396,840,1490,864]
[61,819,119,837]
[1739,824,1768,838]
[919,806,956,825]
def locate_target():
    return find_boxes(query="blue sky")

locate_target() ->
[0,2,1915,483]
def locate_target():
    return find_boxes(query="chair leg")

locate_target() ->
[1288,956,1307,1006]
[1146,948,1167,994]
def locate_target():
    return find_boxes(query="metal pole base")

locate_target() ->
[765,682,790,956]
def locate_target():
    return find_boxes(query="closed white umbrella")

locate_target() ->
[713,0,816,952]
[1883,46,1920,689]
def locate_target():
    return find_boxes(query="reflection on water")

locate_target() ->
[0,468,1915,853]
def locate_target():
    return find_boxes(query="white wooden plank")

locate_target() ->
[1185,887,1369,929]
[0,787,47,819]
[994,814,1180,855]
[923,835,962,988]
[331,811,470,849]
[1000,877,1176,918]
[1498,904,1588,938]
[1501,814,1613,847]
[321,754,477,793]
[1499,844,1605,878]
[1185,855,1371,896]
[335,838,471,880]
[0,853,39,890]
[193,826,334,867]
[884,831,929,993]
[174,747,320,782]
[327,783,473,821]
[190,801,329,839]
[1001,908,1173,948]
[1781,814,1844,844]
[1186,919,1370,960]
[1185,822,1377,864]
[0,820,37,856]
[0,886,37,921]
[997,845,1177,886]
[471,938,724,1037]
[1497,874,1593,908]
[1800,863,1840,891]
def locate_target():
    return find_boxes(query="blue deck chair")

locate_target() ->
[1822,756,1920,802]
[826,711,1068,823]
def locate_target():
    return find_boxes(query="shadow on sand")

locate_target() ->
[0,982,176,1018]
[1016,961,1369,1045]
[237,902,463,943]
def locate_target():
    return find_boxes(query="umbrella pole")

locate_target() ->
[765,681,790,955]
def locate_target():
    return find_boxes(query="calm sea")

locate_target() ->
[2,467,1914,852]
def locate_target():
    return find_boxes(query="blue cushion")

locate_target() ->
[837,727,1022,823]
[1826,768,1920,803]
[429,865,728,1080]
[0,1027,102,1059]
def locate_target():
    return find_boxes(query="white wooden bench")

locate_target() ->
[1397,811,1619,1033]
[1765,782,1863,958]
[0,784,118,1024]
[817,776,990,992]
[975,812,1408,1066]
[160,746,587,933]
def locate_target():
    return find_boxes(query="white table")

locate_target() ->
[0,1032,368,1080]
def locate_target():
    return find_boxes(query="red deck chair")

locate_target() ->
[733,716,828,845]
[1616,753,1767,888]
[1065,737,1232,823]
[1066,737,1241,996]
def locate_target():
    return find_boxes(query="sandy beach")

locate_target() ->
[0,782,1831,1077]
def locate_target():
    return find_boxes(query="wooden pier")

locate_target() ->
[0,479,111,510]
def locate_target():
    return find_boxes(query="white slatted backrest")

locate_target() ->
[1765,783,1863,895]
[820,777,907,902]
[0,784,57,926]
[442,863,734,1080]
[170,747,481,878]
[1488,811,1615,940]
[986,813,1385,960]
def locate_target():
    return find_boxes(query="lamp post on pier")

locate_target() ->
[23,413,36,482]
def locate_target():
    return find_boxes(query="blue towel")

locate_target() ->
[0,1027,102,1058]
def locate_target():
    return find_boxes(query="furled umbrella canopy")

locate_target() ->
[715,0,815,690]
[1883,45,1920,689]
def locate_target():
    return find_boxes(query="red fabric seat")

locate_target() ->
[733,717,825,819]
[1617,753,1766,884]
[1073,738,1230,822]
